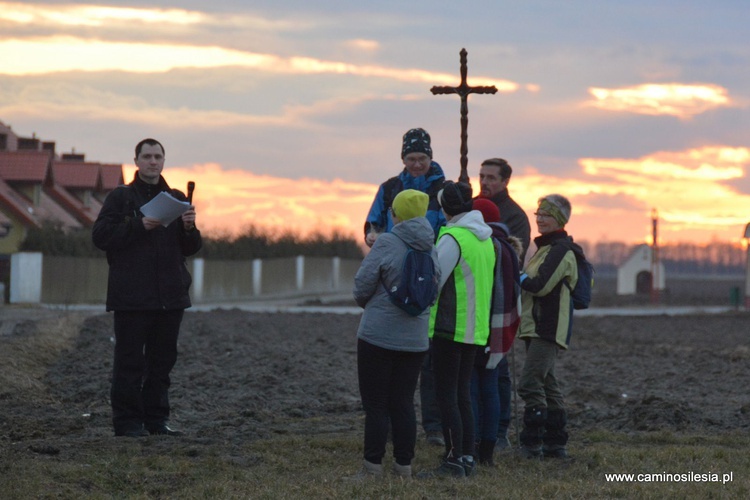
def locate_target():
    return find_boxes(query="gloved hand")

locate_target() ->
[486,352,505,370]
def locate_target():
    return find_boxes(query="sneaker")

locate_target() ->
[392,462,412,478]
[426,431,445,447]
[344,460,384,481]
[460,456,476,477]
[416,458,466,479]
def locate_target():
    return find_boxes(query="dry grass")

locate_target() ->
[1,305,749,499]
[2,428,748,499]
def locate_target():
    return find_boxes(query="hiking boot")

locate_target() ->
[392,462,412,478]
[543,446,569,459]
[344,460,383,481]
[426,430,445,447]
[517,445,543,459]
[416,458,466,479]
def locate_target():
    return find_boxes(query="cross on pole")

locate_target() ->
[431,48,497,184]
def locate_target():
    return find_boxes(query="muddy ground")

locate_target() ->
[1,297,750,470]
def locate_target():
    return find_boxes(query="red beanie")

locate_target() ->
[473,198,501,223]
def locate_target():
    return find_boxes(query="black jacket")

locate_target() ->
[480,190,531,263]
[92,174,202,311]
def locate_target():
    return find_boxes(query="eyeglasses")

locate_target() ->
[404,156,431,165]
[534,212,554,219]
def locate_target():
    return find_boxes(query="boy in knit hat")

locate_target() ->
[364,128,446,247]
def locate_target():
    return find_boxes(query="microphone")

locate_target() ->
[187,181,195,204]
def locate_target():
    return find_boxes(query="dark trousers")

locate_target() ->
[471,362,500,442]
[432,336,477,458]
[111,309,184,432]
[420,341,442,433]
[497,356,512,438]
[357,339,426,466]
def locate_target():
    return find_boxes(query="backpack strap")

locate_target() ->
[379,232,408,291]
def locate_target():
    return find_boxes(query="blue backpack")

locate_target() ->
[556,240,594,310]
[382,238,439,316]
[569,255,594,310]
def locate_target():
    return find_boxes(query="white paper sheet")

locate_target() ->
[139,191,191,227]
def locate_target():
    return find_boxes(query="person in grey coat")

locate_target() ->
[349,189,440,480]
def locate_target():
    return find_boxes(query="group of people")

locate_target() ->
[352,128,582,479]
[89,134,581,483]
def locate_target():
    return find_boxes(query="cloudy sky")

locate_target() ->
[1,0,748,245]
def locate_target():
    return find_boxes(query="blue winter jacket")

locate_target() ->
[364,162,446,241]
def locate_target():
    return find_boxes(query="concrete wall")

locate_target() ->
[10,253,362,305]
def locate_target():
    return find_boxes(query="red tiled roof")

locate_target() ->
[0,177,40,227]
[0,150,52,182]
[100,163,124,190]
[36,190,83,230]
[52,161,101,189]
[45,184,97,226]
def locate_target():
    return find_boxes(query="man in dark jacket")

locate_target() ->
[477,158,530,263]
[92,138,202,438]
[475,157,531,452]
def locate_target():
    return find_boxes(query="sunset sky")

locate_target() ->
[1,1,748,245]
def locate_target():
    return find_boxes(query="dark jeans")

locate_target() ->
[432,336,477,458]
[471,363,500,442]
[357,339,426,466]
[420,342,442,433]
[497,356,512,438]
[111,309,183,432]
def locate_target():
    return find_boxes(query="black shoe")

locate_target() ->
[146,424,183,436]
[416,458,466,479]
[115,426,149,438]
[543,446,569,459]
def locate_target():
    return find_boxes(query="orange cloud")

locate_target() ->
[0,36,518,92]
[588,83,731,118]
[122,145,750,246]
[123,164,377,240]
[0,2,205,26]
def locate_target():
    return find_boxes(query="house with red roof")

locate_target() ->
[0,120,123,254]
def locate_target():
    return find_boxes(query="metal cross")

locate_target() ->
[431,48,497,184]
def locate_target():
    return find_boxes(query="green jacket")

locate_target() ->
[518,230,578,349]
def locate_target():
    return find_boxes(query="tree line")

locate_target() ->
[17,222,746,274]
[19,221,364,260]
